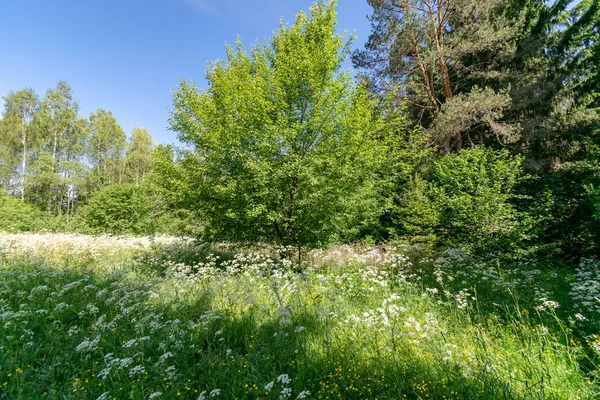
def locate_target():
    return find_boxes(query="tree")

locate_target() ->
[506,0,600,257]
[0,116,21,193]
[394,147,528,250]
[1,89,39,199]
[353,0,520,152]
[508,0,599,166]
[59,117,89,217]
[30,81,80,212]
[87,108,126,191]
[38,81,79,165]
[170,0,387,247]
[124,127,154,185]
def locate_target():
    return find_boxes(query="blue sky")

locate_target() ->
[0,0,372,145]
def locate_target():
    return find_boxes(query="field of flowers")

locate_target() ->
[1,233,599,399]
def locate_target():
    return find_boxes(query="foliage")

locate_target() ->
[528,160,600,258]
[0,234,598,399]
[1,88,39,199]
[353,0,521,151]
[394,148,529,250]
[124,127,154,185]
[0,195,48,232]
[86,108,126,192]
[170,0,388,247]
[81,184,153,235]
[506,0,600,258]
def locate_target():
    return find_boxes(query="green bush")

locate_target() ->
[81,184,153,235]
[0,195,49,232]
[394,147,529,251]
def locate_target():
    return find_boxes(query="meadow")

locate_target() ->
[0,232,599,399]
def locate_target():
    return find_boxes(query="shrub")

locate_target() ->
[0,195,49,231]
[81,184,152,235]
[394,147,529,251]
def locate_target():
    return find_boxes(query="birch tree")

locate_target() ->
[1,89,39,199]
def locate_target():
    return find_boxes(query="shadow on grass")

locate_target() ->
[0,253,592,400]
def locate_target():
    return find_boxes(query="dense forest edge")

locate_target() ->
[1,0,598,259]
[1,0,600,398]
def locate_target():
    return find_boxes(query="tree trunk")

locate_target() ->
[20,125,27,200]
[52,131,58,167]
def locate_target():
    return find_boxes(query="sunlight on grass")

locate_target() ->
[0,233,599,399]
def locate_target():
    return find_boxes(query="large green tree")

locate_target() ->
[353,0,521,152]
[87,108,126,192]
[124,127,154,185]
[507,0,600,256]
[169,0,387,247]
[1,89,40,200]
[0,116,21,193]
[28,81,80,212]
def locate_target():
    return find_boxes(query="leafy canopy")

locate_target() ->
[170,0,387,247]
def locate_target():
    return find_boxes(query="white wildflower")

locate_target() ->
[96,392,110,400]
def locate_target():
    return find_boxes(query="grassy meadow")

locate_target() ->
[0,233,599,399]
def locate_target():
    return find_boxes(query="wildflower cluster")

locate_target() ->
[0,233,598,399]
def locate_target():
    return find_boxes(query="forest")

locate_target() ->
[0,0,599,399]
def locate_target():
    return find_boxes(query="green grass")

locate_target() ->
[0,234,598,399]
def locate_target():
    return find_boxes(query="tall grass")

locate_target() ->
[0,233,598,399]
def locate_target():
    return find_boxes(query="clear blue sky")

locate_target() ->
[0,0,373,145]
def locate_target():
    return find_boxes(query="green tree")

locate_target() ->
[31,81,80,212]
[124,127,154,185]
[82,184,152,235]
[0,116,21,193]
[353,0,521,152]
[170,0,387,247]
[87,108,126,191]
[506,0,600,257]
[37,81,79,165]
[60,117,89,217]
[1,89,40,199]
[395,147,528,250]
